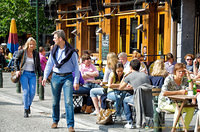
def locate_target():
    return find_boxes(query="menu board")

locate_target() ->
[102,35,109,60]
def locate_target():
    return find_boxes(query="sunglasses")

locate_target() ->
[186,59,192,61]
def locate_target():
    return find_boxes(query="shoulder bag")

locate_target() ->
[11,51,24,83]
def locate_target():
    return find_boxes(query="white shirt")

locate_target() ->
[123,61,130,74]
[24,57,34,71]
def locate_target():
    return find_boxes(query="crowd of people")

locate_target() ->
[3,29,200,131]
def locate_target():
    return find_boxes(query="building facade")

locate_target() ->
[47,0,200,64]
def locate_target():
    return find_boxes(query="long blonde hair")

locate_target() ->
[151,59,168,77]
[23,37,36,50]
[107,52,118,70]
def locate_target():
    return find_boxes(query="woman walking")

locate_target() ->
[14,37,42,118]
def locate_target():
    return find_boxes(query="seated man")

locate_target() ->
[79,54,101,113]
[119,59,151,129]
[118,52,130,74]
[72,72,93,113]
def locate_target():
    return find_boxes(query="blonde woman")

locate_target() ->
[14,37,42,118]
[103,52,119,82]
[90,52,118,115]
[151,59,168,78]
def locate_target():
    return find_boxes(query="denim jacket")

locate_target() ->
[14,49,42,77]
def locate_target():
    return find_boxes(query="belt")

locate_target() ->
[54,72,72,76]
[24,70,35,73]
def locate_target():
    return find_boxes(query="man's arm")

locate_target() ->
[72,52,80,90]
[119,81,128,90]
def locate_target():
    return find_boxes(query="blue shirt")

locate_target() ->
[43,46,80,84]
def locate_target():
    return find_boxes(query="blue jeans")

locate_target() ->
[73,86,93,106]
[51,73,74,128]
[84,82,101,89]
[20,71,36,109]
[123,95,134,122]
[90,87,104,98]
[107,90,126,116]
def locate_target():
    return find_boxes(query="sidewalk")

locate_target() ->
[0,72,198,132]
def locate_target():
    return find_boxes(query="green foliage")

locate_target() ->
[0,0,55,38]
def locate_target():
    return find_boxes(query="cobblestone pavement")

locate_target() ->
[0,72,197,132]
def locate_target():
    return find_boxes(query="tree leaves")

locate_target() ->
[0,0,55,39]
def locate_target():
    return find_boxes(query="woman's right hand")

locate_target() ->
[16,71,21,77]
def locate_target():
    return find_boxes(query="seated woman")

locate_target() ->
[149,59,168,88]
[106,62,126,121]
[193,53,200,80]
[158,63,195,130]
[90,52,118,115]
[184,54,194,74]
[164,53,176,74]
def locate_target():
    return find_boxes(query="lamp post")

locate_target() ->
[36,0,44,100]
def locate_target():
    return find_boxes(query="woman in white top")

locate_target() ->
[14,37,42,118]
[90,52,118,115]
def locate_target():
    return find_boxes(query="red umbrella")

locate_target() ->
[7,18,19,54]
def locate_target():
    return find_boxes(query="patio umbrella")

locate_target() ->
[7,18,19,54]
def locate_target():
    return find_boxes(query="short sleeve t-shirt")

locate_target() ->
[186,65,193,72]
[124,71,150,89]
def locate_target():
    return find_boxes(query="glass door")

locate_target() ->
[118,15,140,54]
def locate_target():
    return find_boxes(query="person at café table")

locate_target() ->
[158,63,195,130]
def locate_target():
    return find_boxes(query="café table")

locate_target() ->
[167,95,197,132]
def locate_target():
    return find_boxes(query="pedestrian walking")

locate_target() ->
[14,37,42,118]
[0,46,6,68]
[39,46,47,72]
[42,29,80,132]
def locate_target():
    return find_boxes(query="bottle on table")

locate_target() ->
[193,83,197,95]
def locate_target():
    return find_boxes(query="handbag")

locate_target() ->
[11,51,24,83]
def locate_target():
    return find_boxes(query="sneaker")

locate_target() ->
[90,111,97,116]
[124,122,134,129]
[115,116,122,122]
[136,125,142,129]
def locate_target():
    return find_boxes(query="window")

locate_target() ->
[89,25,99,53]
[130,17,138,53]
